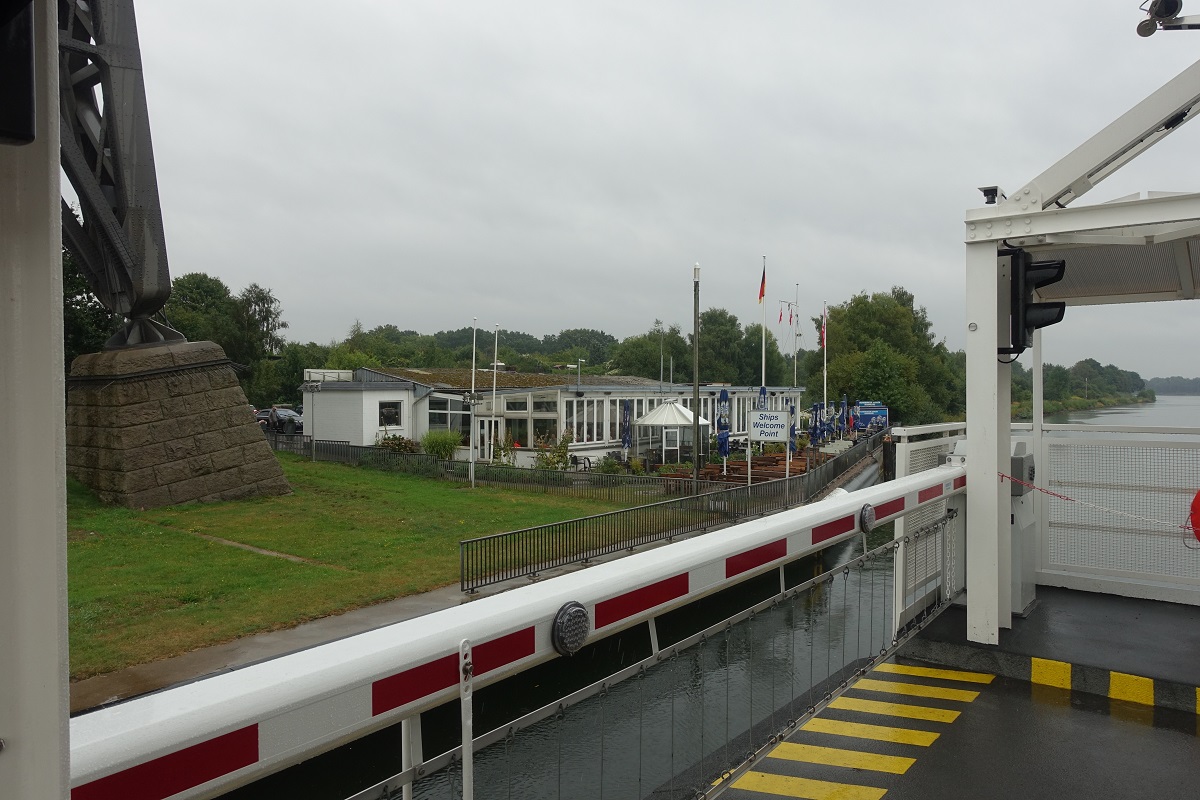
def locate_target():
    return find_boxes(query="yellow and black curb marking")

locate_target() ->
[1029,656,1200,715]
[903,638,1200,716]
[719,661,995,799]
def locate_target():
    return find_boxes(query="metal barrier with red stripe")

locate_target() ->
[69,464,966,800]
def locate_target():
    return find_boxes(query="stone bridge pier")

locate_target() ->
[67,340,290,508]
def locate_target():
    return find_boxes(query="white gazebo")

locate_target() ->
[633,400,710,465]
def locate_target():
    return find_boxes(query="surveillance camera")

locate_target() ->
[1139,0,1184,35]
[978,186,1005,205]
[1149,0,1183,21]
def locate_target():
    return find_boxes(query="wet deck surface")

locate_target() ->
[722,586,1200,799]
[722,659,1200,799]
[917,586,1200,686]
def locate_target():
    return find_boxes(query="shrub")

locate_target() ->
[376,434,419,453]
[595,456,623,474]
[493,432,517,465]
[421,430,463,460]
[629,457,646,476]
[533,429,574,471]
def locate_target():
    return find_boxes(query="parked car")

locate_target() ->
[259,407,303,434]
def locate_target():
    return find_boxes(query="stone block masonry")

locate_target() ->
[67,341,291,508]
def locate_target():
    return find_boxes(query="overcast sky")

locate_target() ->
[130,2,1199,379]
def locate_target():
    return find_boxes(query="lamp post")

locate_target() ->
[491,324,499,461]
[692,264,701,494]
[469,318,477,487]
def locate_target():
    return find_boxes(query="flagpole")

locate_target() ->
[822,300,827,421]
[793,283,799,388]
[470,318,477,488]
[760,255,766,394]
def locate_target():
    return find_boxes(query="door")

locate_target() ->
[664,428,680,464]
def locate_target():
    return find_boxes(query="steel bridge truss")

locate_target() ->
[58,0,182,347]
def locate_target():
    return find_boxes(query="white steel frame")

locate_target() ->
[964,50,1200,644]
[0,3,69,799]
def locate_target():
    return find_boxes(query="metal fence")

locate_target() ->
[301,440,731,505]
[263,431,313,456]
[460,430,888,592]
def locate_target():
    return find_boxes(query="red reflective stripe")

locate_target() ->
[918,484,944,503]
[72,725,258,800]
[953,476,967,490]
[812,515,855,545]
[595,573,689,628]
[372,653,458,716]
[475,627,536,675]
[726,539,787,578]
[874,497,905,519]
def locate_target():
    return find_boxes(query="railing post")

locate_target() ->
[459,639,474,800]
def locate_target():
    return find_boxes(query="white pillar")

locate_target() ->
[1032,329,1046,578]
[0,2,69,797]
[964,241,1011,644]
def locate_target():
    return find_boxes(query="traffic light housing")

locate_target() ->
[0,1,36,146]
[1000,248,1066,355]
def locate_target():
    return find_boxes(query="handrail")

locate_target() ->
[459,429,889,591]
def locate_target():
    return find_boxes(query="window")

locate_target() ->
[428,395,471,444]
[505,398,528,411]
[532,399,557,413]
[507,418,529,448]
[533,418,559,442]
[379,401,402,427]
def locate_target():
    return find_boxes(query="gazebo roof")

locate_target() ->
[634,401,709,428]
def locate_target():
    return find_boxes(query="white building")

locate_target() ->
[301,367,805,467]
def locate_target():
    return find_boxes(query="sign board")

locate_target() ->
[749,409,789,442]
[853,402,889,430]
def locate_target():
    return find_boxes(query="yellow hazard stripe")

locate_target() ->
[1109,671,1155,706]
[769,741,916,774]
[852,677,979,702]
[829,695,961,723]
[802,716,939,746]
[732,770,887,800]
[874,662,994,684]
[1031,657,1071,690]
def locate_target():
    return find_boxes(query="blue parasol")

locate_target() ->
[716,388,731,462]
[758,385,768,410]
[788,402,797,453]
[620,399,632,451]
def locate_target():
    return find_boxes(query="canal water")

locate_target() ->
[1044,394,1200,428]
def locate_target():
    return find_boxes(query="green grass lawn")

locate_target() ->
[67,454,624,680]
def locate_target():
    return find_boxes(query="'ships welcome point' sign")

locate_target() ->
[749,410,788,442]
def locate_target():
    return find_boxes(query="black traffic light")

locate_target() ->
[0,1,36,146]
[1000,248,1066,355]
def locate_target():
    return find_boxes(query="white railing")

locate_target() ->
[891,424,968,632]
[68,466,965,800]
[1032,424,1200,604]
[894,420,1200,607]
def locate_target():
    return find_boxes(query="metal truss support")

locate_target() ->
[58,0,183,348]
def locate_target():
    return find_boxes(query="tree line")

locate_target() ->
[61,260,1164,417]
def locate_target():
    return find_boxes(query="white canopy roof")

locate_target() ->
[634,401,709,428]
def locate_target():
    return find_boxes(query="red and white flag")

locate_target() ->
[779,307,784,323]
[820,304,827,348]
